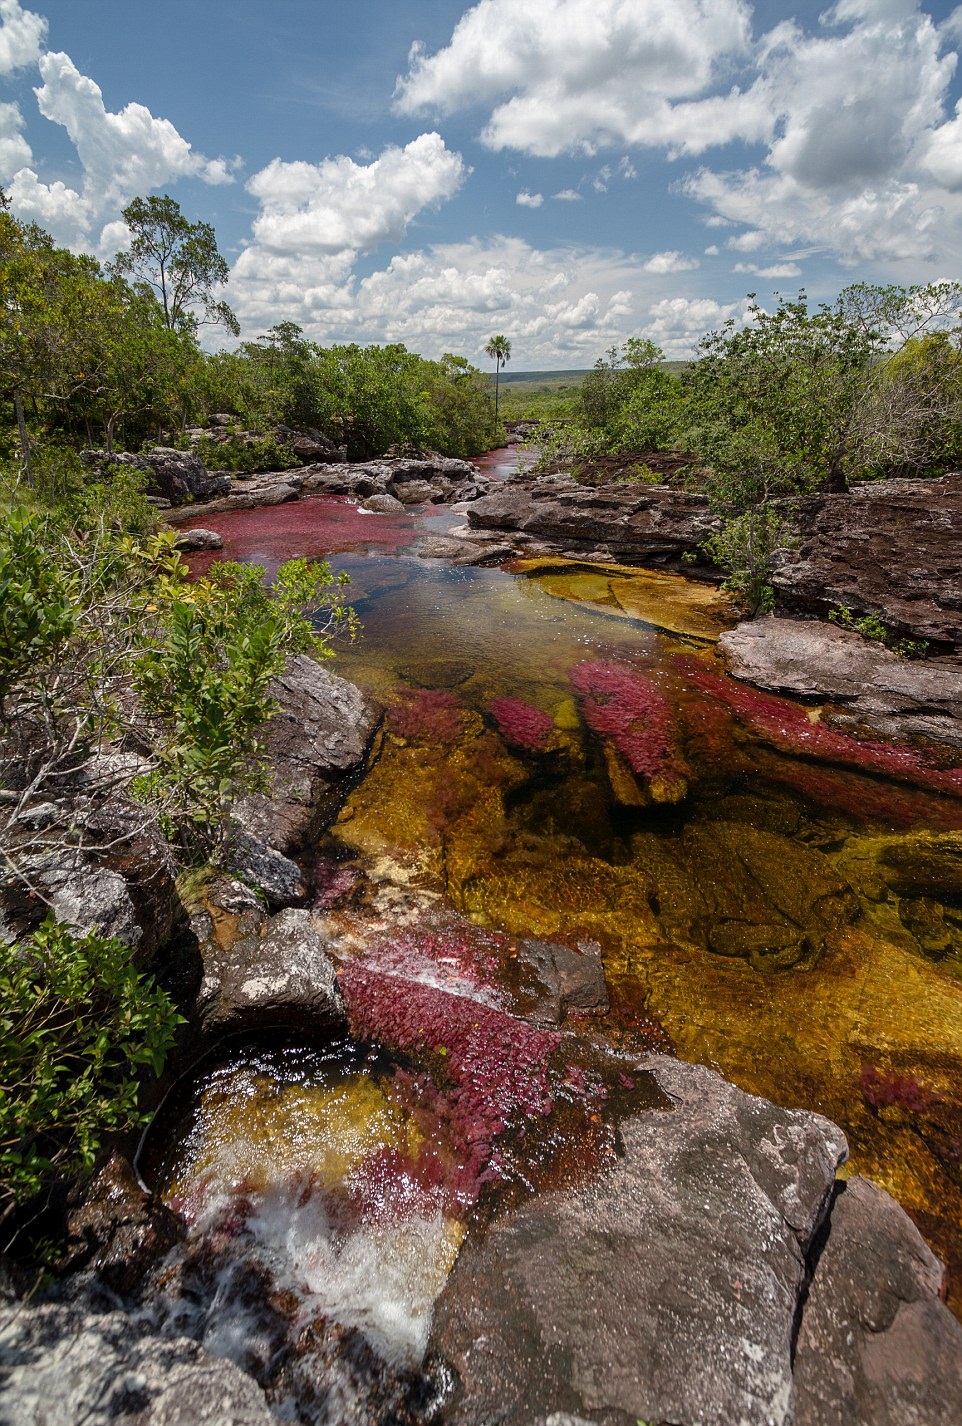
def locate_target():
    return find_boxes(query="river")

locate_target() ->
[157,450,962,1391]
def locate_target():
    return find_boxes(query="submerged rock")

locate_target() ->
[720,616,962,747]
[431,1054,846,1426]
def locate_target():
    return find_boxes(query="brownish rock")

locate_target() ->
[466,474,721,564]
[60,1153,185,1295]
[772,473,962,651]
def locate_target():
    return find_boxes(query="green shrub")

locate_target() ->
[195,433,299,473]
[0,917,182,1221]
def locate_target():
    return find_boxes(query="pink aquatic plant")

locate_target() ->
[339,960,561,1208]
[860,1063,939,1116]
[489,696,554,753]
[570,659,688,801]
[675,656,962,800]
[386,686,466,743]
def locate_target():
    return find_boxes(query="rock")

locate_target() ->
[772,473,962,651]
[0,1302,274,1425]
[81,448,232,505]
[234,654,378,853]
[173,527,224,552]
[361,493,406,513]
[431,1055,847,1426]
[633,820,859,970]
[720,616,962,747]
[59,1154,186,1295]
[793,1175,962,1426]
[467,474,721,564]
[2,796,179,959]
[228,826,306,909]
[506,938,609,1026]
[390,478,443,505]
[194,889,346,1035]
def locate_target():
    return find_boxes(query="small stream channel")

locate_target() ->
[164,445,962,1409]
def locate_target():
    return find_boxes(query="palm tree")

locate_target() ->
[485,334,512,426]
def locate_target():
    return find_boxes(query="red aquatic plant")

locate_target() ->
[339,961,561,1207]
[860,1063,939,1115]
[570,659,688,798]
[386,686,466,743]
[489,696,554,753]
[675,656,962,800]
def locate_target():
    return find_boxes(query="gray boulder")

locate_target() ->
[431,1055,847,1426]
[794,1175,962,1426]
[234,655,378,853]
[720,616,962,747]
[192,883,345,1035]
[173,528,223,552]
[361,493,407,514]
[228,826,305,908]
[0,1303,273,1426]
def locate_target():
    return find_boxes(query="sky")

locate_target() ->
[2,0,962,368]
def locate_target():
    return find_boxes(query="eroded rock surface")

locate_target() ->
[720,616,962,747]
[466,474,721,564]
[772,473,962,651]
[431,1055,847,1426]
[190,878,345,1035]
[0,1302,274,1426]
[794,1175,962,1426]
[235,654,378,853]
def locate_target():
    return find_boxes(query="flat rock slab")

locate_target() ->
[467,475,721,565]
[431,1055,846,1426]
[772,473,962,651]
[794,1175,962,1426]
[719,616,962,747]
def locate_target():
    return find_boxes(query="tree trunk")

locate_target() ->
[13,388,31,482]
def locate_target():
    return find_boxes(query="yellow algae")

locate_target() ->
[509,557,736,640]
[166,1073,419,1204]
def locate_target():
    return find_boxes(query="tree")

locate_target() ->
[485,334,512,425]
[111,195,239,337]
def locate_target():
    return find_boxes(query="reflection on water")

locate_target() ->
[181,490,962,1317]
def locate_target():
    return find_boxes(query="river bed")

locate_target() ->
[175,458,962,1362]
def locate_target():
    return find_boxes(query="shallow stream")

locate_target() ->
[169,450,962,1387]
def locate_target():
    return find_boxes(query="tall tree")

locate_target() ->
[485,334,511,424]
[111,195,239,337]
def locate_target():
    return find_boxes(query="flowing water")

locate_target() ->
[164,451,962,1394]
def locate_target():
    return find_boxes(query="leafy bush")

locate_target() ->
[828,604,929,657]
[0,917,182,1221]
[195,433,299,473]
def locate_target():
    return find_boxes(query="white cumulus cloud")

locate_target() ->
[0,0,45,75]
[0,99,30,176]
[516,189,543,207]
[395,0,765,158]
[644,250,700,273]
[7,49,235,249]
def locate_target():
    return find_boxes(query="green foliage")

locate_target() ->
[195,433,299,473]
[111,195,238,336]
[0,507,75,701]
[704,507,794,615]
[827,605,930,658]
[0,917,182,1220]
[134,557,357,857]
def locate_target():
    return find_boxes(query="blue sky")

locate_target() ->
[3,0,962,366]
